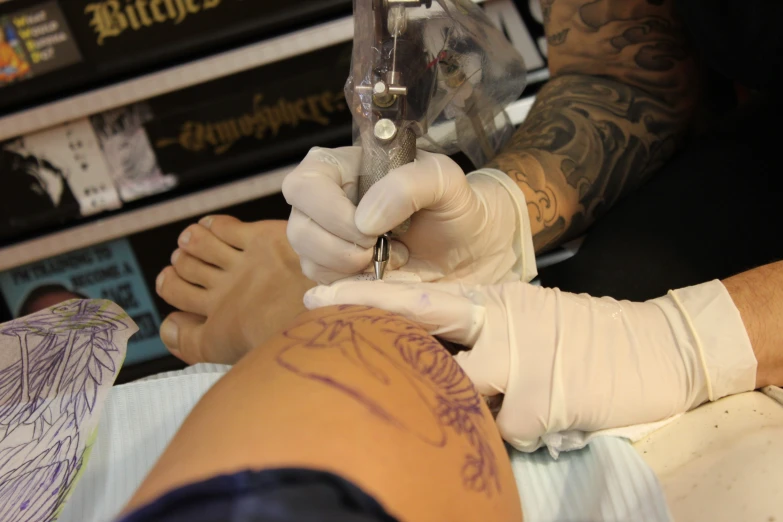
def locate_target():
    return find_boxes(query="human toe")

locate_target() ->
[199,215,256,250]
[161,311,247,365]
[156,266,210,316]
[171,249,221,288]
[160,312,205,364]
[178,224,239,269]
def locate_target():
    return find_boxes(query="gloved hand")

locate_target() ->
[303,278,758,452]
[282,146,536,285]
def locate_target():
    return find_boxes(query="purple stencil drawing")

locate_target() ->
[278,308,501,497]
[0,300,137,522]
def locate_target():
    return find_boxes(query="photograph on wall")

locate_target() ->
[0,239,168,366]
[91,103,178,202]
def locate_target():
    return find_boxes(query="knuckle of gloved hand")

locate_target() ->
[304,147,357,179]
[433,152,462,174]
[330,254,368,276]
[304,146,337,163]
[369,178,417,221]
[496,415,544,449]
[285,218,309,252]
[419,151,460,180]
[299,259,333,286]
[281,172,307,205]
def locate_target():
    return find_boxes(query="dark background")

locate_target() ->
[0,0,353,115]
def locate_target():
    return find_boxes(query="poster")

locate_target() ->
[0,239,168,365]
[0,1,81,88]
[91,103,177,202]
[0,118,121,239]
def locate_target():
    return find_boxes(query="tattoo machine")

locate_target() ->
[346,0,528,279]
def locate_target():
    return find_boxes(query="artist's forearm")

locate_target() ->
[723,261,783,389]
[486,74,686,251]
[485,0,696,252]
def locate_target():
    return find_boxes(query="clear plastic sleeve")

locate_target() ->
[345,0,527,187]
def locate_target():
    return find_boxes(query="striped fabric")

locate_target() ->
[510,439,672,522]
[59,367,228,522]
[137,363,232,382]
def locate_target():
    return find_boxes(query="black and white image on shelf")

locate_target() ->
[91,103,177,202]
[1,119,121,220]
[0,136,81,234]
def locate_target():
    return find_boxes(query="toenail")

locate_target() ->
[179,230,192,245]
[171,250,181,264]
[160,320,180,352]
[199,216,214,229]
[156,271,165,291]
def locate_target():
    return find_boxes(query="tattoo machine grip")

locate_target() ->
[358,126,416,235]
[358,125,416,279]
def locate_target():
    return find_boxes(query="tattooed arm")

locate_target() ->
[486,0,697,252]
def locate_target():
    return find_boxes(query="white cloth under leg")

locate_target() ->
[58,365,229,522]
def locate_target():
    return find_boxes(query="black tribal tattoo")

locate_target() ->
[487,0,694,252]
[276,305,501,497]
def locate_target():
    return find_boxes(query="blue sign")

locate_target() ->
[0,239,167,365]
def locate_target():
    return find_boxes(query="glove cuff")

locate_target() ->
[667,280,757,404]
[466,168,537,283]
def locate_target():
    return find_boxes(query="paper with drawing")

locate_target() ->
[0,300,136,522]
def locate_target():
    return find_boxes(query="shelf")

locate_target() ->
[0,95,535,271]
[0,0,354,118]
[0,0,497,142]
[0,16,355,142]
[0,166,290,271]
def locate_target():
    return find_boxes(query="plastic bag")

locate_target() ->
[345,0,527,173]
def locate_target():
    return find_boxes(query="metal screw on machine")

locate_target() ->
[374,119,398,142]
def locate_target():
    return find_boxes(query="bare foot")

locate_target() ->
[155,217,315,364]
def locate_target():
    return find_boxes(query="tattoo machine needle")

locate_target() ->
[352,0,433,280]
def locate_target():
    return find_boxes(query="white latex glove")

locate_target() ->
[303,279,758,453]
[282,146,536,285]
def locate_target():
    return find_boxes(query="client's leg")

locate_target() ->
[122,305,522,522]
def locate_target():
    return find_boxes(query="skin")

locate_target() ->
[722,261,783,389]
[123,305,523,522]
[485,0,697,252]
